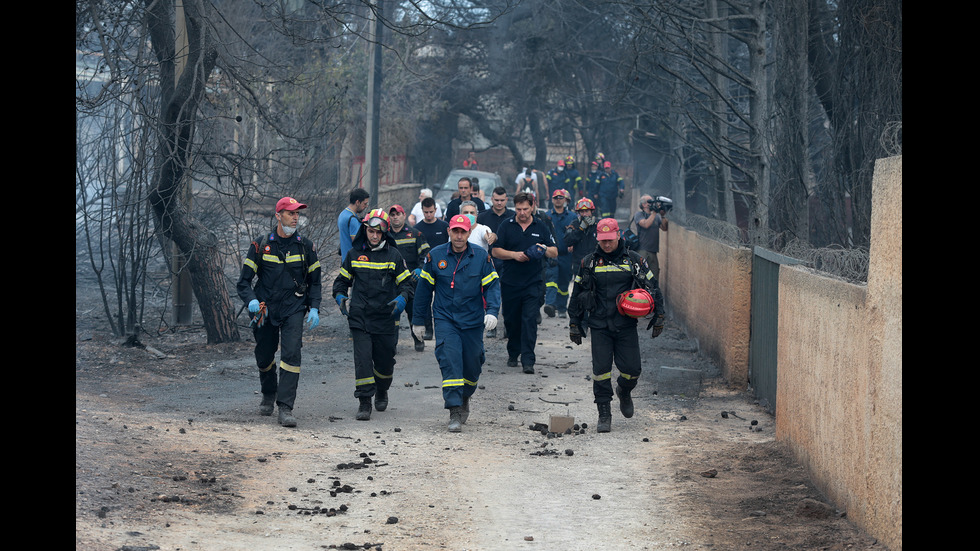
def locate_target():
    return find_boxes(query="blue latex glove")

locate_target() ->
[388,295,407,318]
[248,299,261,313]
[335,295,349,316]
[525,243,546,260]
[306,308,319,330]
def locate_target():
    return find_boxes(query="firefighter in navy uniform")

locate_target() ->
[237,197,322,428]
[412,214,501,432]
[387,204,431,352]
[333,209,415,421]
[567,218,666,433]
[565,197,599,276]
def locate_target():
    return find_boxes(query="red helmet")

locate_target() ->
[363,208,391,232]
[616,288,654,318]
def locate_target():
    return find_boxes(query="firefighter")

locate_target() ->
[413,214,501,432]
[565,197,599,276]
[237,197,322,428]
[567,218,666,433]
[387,204,431,352]
[333,209,415,421]
[544,189,577,318]
[598,160,624,218]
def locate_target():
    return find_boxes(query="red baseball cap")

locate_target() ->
[389,204,405,214]
[596,218,620,240]
[449,214,472,231]
[276,197,307,212]
[603,161,611,169]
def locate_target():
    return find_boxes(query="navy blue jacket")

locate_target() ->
[413,242,501,329]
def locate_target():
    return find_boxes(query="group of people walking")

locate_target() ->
[236,173,669,433]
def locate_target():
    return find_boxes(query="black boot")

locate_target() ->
[460,396,470,424]
[278,406,297,427]
[597,402,612,433]
[356,397,372,421]
[375,389,389,412]
[616,385,634,418]
[259,393,276,416]
[448,407,463,432]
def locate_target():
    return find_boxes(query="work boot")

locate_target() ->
[278,406,297,428]
[356,397,372,421]
[486,328,496,339]
[544,304,556,318]
[423,327,433,341]
[448,407,463,432]
[616,385,634,418]
[523,364,535,374]
[558,310,567,319]
[597,402,612,433]
[460,396,470,424]
[375,390,389,412]
[259,394,276,416]
[537,311,542,324]
[414,338,425,352]
[507,357,519,368]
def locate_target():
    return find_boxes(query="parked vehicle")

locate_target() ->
[434,169,504,213]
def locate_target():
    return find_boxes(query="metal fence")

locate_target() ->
[748,247,801,413]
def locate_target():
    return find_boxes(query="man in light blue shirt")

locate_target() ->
[338,188,370,260]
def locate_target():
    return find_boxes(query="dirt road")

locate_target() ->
[76,302,884,550]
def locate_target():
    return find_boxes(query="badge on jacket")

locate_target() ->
[438,259,448,270]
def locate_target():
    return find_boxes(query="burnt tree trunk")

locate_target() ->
[146,0,240,344]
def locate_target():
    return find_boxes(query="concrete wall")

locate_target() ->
[661,156,902,549]
[660,223,752,388]
[775,156,902,550]
[374,183,423,215]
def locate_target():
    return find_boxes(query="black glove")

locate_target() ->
[569,323,583,345]
[647,314,665,338]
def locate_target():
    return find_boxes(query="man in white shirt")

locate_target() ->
[460,201,495,251]
[410,188,442,226]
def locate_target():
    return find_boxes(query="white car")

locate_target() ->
[435,169,504,214]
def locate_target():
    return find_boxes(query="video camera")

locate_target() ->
[646,195,673,214]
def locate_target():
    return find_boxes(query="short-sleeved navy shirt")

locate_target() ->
[416,218,450,247]
[492,216,555,286]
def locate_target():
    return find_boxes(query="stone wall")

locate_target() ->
[661,156,902,549]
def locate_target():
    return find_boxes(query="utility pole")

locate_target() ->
[365,0,383,201]
[172,0,193,325]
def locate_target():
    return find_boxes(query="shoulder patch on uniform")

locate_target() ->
[437,259,448,270]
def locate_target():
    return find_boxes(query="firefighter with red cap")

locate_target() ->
[413,214,501,432]
[567,218,665,433]
[332,209,415,421]
[237,197,323,428]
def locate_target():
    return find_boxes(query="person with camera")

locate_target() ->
[632,194,670,281]
[567,218,666,433]
[332,209,415,421]
[237,197,323,428]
